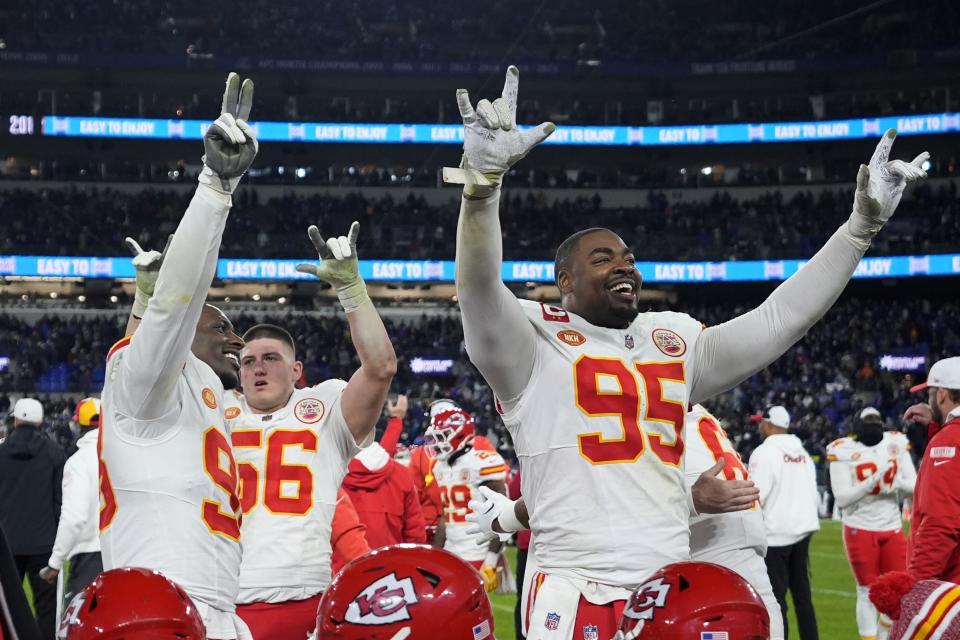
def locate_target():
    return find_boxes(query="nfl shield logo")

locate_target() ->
[545,612,561,630]
[624,334,634,349]
[583,624,599,640]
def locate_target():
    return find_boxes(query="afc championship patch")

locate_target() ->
[557,329,587,346]
[930,446,957,459]
[201,387,218,410]
[651,328,686,357]
[295,398,325,424]
[224,406,241,420]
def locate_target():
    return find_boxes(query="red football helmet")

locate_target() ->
[315,544,494,639]
[424,408,475,460]
[57,567,206,639]
[616,562,769,640]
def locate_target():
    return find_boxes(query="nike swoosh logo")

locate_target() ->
[934,460,951,466]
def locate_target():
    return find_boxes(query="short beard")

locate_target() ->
[932,402,944,425]
[611,303,641,325]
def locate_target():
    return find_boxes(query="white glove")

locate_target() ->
[198,72,259,195]
[296,222,369,313]
[848,129,928,239]
[445,66,555,196]
[124,234,172,318]
[465,485,517,545]
[877,459,897,494]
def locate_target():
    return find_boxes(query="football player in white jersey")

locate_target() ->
[100,72,258,640]
[449,64,928,638]
[684,404,783,639]
[424,406,508,590]
[828,407,917,640]
[468,405,784,639]
[223,223,396,640]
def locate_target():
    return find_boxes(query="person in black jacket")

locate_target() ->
[0,399,65,640]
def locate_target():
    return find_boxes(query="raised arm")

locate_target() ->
[296,223,397,445]
[690,130,928,404]
[449,66,555,402]
[116,73,258,421]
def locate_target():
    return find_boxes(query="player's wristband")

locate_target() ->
[484,551,500,568]
[132,288,151,318]
[336,279,370,314]
[496,499,523,533]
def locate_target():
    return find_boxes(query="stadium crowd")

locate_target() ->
[1,181,958,261]
[3,295,956,472]
[4,0,956,64]
[3,84,955,127]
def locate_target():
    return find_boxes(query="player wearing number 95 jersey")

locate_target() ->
[223,221,396,640]
[828,408,916,640]
[452,64,927,638]
[99,73,258,640]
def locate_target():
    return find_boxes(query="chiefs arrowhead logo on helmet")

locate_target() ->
[345,573,419,625]
[622,576,671,623]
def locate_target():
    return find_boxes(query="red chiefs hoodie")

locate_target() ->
[342,443,427,550]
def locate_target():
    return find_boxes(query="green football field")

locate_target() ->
[28,520,860,638]
[490,519,861,639]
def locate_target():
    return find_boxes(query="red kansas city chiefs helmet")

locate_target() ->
[315,544,494,639]
[424,408,475,461]
[616,562,769,640]
[57,567,206,639]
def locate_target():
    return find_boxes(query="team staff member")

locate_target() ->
[0,398,64,640]
[748,405,821,640]
[903,357,960,581]
[40,398,105,607]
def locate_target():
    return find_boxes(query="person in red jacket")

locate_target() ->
[342,441,427,549]
[330,489,371,577]
[903,357,960,581]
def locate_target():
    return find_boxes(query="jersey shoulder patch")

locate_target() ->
[827,437,861,462]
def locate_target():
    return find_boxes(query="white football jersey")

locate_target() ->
[827,431,912,531]
[683,405,766,559]
[100,337,242,613]
[433,445,507,563]
[223,382,360,603]
[500,300,703,587]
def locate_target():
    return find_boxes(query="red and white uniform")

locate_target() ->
[501,301,701,639]
[684,405,783,639]
[502,301,701,586]
[433,444,507,565]
[223,383,362,603]
[99,185,250,639]
[828,433,913,583]
[828,432,913,532]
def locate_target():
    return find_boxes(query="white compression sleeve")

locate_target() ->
[689,223,870,405]
[456,190,537,402]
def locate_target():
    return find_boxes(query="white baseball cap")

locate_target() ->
[910,357,960,393]
[10,398,43,424]
[859,407,882,420]
[750,405,790,430]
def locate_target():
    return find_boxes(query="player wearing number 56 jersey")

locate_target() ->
[453,65,926,639]
[100,73,258,640]
[225,229,397,639]
[828,408,916,640]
